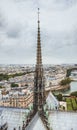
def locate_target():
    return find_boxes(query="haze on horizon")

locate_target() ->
[0,0,77,64]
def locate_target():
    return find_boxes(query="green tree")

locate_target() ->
[60,78,72,86]
[0,86,2,89]
[70,91,77,97]
[11,83,19,88]
[57,94,62,101]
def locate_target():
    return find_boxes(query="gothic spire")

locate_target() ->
[36,8,42,65]
[33,8,46,114]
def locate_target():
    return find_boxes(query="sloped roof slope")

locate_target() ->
[26,112,46,130]
[0,107,28,130]
[46,91,59,110]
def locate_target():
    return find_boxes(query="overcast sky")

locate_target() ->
[0,0,77,64]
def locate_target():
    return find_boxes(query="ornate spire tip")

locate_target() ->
[38,8,40,21]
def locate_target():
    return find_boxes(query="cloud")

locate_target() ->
[0,0,77,64]
[6,23,21,38]
[0,12,6,28]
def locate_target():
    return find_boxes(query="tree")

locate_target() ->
[70,91,77,97]
[60,78,72,86]
[0,86,2,89]
[57,94,62,101]
[11,83,19,88]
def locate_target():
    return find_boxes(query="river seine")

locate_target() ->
[63,81,77,94]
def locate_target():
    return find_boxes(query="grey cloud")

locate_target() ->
[54,0,77,10]
[6,25,21,38]
[0,16,3,27]
[38,0,77,11]
[55,0,77,5]
[42,28,77,59]
[0,0,77,64]
[0,13,6,28]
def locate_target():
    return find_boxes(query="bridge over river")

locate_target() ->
[45,85,70,92]
[66,66,77,77]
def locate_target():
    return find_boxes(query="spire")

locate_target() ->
[36,8,42,65]
[21,9,50,130]
[38,8,40,22]
[33,8,46,114]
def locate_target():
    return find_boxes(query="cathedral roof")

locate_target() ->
[1,107,77,130]
[46,92,59,110]
[0,107,28,130]
[26,112,46,130]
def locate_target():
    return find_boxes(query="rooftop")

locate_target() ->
[49,111,77,130]
[46,92,59,110]
[0,107,29,130]
[0,107,77,130]
[26,113,46,130]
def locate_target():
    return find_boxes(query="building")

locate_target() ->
[46,92,59,110]
[0,9,77,130]
[9,93,33,108]
[23,8,50,130]
[0,93,33,108]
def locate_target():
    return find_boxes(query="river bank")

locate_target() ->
[52,81,77,95]
[52,84,70,92]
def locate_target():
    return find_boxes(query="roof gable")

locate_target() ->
[46,92,59,110]
[26,112,46,130]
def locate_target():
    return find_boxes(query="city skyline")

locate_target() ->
[0,0,77,64]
